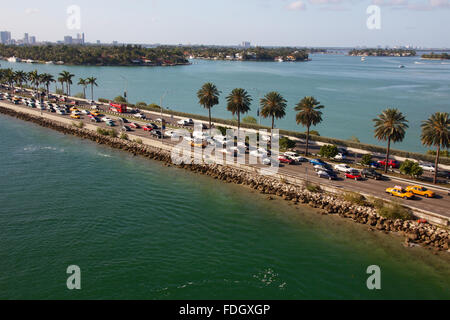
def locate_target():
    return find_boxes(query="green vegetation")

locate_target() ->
[120,133,128,140]
[96,127,117,137]
[348,136,360,143]
[0,44,189,66]
[135,102,148,108]
[421,52,450,60]
[71,121,84,129]
[226,88,252,131]
[305,182,321,193]
[373,108,409,173]
[378,202,413,221]
[197,82,220,131]
[114,96,127,103]
[427,149,449,157]
[399,160,423,178]
[361,154,373,166]
[349,48,416,57]
[295,96,324,156]
[318,144,338,158]
[279,137,296,151]
[135,138,143,144]
[260,91,287,136]
[242,116,258,124]
[343,192,369,206]
[421,112,449,184]
[74,92,85,99]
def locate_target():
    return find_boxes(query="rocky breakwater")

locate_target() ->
[1,105,449,252]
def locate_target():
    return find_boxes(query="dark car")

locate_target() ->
[338,147,349,156]
[120,117,129,123]
[148,123,159,129]
[361,168,382,180]
[122,125,132,132]
[151,130,162,138]
[436,170,450,179]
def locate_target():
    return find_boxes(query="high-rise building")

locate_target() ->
[0,31,12,44]
[241,41,251,48]
[64,36,73,44]
[29,36,36,45]
[82,33,85,45]
[24,33,29,44]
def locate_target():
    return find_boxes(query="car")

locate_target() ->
[106,121,115,127]
[129,122,141,129]
[278,156,294,165]
[368,161,381,168]
[165,130,184,139]
[56,109,66,115]
[91,111,101,117]
[134,113,146,119]
[314,164,328,172]
[361,168,382,180]
[120,117,129,123]
[143,125,153,132]
[334,164,353,173]
[250,149,267,158]
[310,159,327,166]
[72,110,81,115]
[177,119,189,126]
[334,153,346,160]
[385,186,414,199]
[284,152,307,162]
[122,125,132,132]
[148,123,159,129]
[155,118,163,122]
[338,147,349,156]
[70,114,80,119]
[317,170,335,180]
[191,138,207,147]
[101,117,112,122]
[70,107,79,112]
[436,170,450,179]
[81,109,90,115]
[345,171,362,180]
[405,185,435,198]
[419,163,435,172]
[378,159,400,168]
[89,116,100,122]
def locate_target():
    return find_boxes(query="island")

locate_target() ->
[421,52,450,60]
[349,48,416,57]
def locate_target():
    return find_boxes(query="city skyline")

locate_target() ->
[0,0,449,48]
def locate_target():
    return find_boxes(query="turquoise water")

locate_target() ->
[0,114,449,299]
[2,54,450,153]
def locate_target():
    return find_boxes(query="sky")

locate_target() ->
[1,0,449,48]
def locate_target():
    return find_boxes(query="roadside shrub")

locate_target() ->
[216,126,228,136]
[98,98,109,103]
[147,103,160,109]
[400,160,423,178]
[135,138,143,144]
[308,130,320,136]
[427,149,449,157]
[343,192,368,206]
[114,96,127,103]
[242,116,257,124]
[135,102,147,108]
[279,137,296,151]
[97,127,109,135]
[120,133,128,140]
[378,202,413,221]
[305,182,321,193]
[348,136,360,143]
[108,129,118,138]
[318,144,338,158]
[361,154,373,166]
[74,92,86,99]
[72,121,84,129]
[368,196,385,210]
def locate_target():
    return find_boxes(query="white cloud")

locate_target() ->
[287,1,307,10]
[25,8,39,15]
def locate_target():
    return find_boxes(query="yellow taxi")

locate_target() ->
[70,107,79,112]
[385,185,414,199]
[70,114,81,119]
[91,111,101,117]
[405,185,435,198]
[191,140,207,148]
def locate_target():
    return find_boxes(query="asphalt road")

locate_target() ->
[2,92,449,220]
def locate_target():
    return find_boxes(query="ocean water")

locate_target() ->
[0,114,449,299]
[2,54,450,153]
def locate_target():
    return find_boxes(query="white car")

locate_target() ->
[419,163,435,172]
[250,149,267,158]
[134,113,146,119]
[284,152,306,162]
[314,164,328,172]
[56,109,66,115]
[334,153,346,160]
[165,130,183,138]
[101,117,113,122]
[177,119,189,126]
[334,164,353,173]
[81,109,90,115]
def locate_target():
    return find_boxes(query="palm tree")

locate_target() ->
[260,91,287,135]
[78,78,87,99]
[373,108,409,173]
[294,96,324,156]
[197,82,220,132]
[421,112,449,184]
[41,73,55,95]
[226,88,252,132]
[57,76,66,95]
[28,70,39,92]
[14,70,28,89]
[86,77,98,101]
[59,71,75,96]
[4,69,15,88]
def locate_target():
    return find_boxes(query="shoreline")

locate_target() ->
[0,104,448,253]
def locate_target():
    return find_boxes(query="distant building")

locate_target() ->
[96,40,101,45]
[24,33,29,44]
[241,41,251,48]
[64,36,73,45]
[112,41,118,45]
[29,36,36,45]
[0,31,12,44]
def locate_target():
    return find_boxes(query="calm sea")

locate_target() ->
[2,54,450,153]
[0,114,449,299]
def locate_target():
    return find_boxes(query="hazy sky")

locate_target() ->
[1,0,449,47]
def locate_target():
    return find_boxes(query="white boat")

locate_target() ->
[361,57,366,62]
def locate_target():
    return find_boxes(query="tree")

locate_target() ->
[318,144,338,158]
[28,70,40,92]
[114,95,127,103]
[197,82,220,132]
[279,137,296,151]
[421,112,449,184]
[59,71,75,96]
[295,96,324,156]
[14,70,27,89]
[86,77,98,101]
[40,73,55,95]
[361,154,373,166]
[78,78,87,99]
[242,116,257,124]
[373,108,409,173]
[226,88,252,132]
[400,160,423,178]
[260,91,287,141]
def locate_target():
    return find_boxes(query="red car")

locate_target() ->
[345,171,362,180]
[129,122,140,129]
[143,125,153,132]
[378,159,400,168]
[278,156,294,165]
